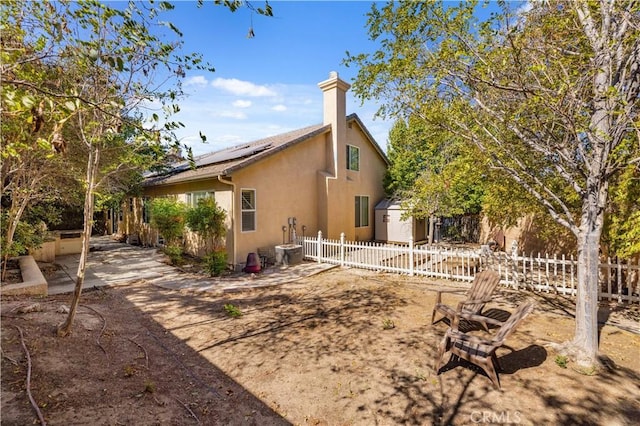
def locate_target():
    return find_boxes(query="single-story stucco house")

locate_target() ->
[115,71,389,270]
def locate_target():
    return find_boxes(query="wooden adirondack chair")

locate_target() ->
[435,301,536,389]
[431,270,501,331]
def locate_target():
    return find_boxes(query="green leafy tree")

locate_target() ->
[186,197,227,275]
[150,198,187,248]
[3,0,214,336]
[603,164,640,259]
[385,113,487,242]
[0,6,80,271]
[185,198,226,250]
[346,0,639,367]
[384,118,433,195]
[2,0,274,333]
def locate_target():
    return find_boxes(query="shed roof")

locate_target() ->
[375,198,405,210]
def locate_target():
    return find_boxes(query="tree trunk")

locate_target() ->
[57,145,100,337]
[2,197,30,280]
[428,215,435,245]
[572,177,608,367]
[573,230,601,366]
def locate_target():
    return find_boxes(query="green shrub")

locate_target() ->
[382,317,395,330]
[149,198,186,246]
[185,198,226,248]
[204,250,227,276]
[223,303,242,317]
[1,213,46,259]
[163,245,183,265]
[555,355,568,369]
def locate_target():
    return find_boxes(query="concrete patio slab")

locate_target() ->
[47,236,337,295]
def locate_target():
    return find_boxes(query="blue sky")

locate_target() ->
[164,1,391,157]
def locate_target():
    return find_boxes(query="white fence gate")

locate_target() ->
[298,232,640,304]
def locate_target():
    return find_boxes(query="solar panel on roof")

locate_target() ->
[194,141,272,167]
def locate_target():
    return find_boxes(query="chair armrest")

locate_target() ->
[454,297,492,314]
[457,296,493,306]
[446,329,499,346]
[435,289,467,295]
[434,288,466,305]
[458,312,504,327]
[449,310,504,331]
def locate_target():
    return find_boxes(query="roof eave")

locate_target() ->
[219,124,331,175]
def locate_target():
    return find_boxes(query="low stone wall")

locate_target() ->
[1,256,48,296]
[30,240,56,262]
[54,230,83,255]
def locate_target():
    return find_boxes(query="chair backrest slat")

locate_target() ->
[494,302,535,343]
[464,270,501,313]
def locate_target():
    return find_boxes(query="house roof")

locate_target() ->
[144,113,388,187]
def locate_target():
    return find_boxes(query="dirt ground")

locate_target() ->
[1,266,639,425]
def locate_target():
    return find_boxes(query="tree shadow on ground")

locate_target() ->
[110,269,640,425]
[437,344,547,378]
[0,289,291,425]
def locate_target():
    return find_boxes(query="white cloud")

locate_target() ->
[232,99,252,108]
[216,134,245,145]
[216,110,247,120]
[172,81,392,157]
[184,75,209,87]
[211,77,277,97]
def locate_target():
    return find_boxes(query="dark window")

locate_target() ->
[241,189,256,232]
[355,196,369,227]
[346,145,360,171]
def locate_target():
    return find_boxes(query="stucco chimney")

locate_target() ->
[318,71,350,176]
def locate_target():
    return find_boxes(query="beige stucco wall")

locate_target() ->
[322,124,387,241]
[230,133,326,265]
[480,214,577,255]
[228,122,386,264]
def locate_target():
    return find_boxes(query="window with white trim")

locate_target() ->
[241,189,256,232]
[186,191,214,208]
[346,145,360,171]
[355,195,369,228]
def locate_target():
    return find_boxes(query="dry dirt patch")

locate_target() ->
[2,267,639,425]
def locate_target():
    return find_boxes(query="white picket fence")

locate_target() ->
[298,232,640,304]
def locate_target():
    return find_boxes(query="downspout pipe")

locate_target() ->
[218,175,237,268]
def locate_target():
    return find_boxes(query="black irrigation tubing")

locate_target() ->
[146,330,222,398]
[14,325,47,426]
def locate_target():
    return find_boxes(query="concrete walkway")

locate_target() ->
[48,236,337,295]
